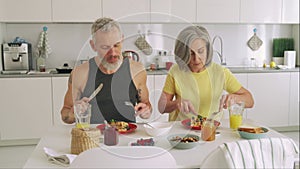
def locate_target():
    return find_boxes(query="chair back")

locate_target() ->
[69,146,177,168]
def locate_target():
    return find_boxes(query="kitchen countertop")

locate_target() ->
[0,67,299,78]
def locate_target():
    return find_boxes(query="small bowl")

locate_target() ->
[167,134,200,149]
[238,127,269,139]
[143,122,172,137]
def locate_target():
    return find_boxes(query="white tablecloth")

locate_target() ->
[23,119,287,168]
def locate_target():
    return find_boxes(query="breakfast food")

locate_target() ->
[190,115,204,127]
[110,120,130,132]
[238,127,265,134]
[170,136,199,143]
[131,138,154,146]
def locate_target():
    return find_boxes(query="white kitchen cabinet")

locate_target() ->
[153,74,168,122]
[0,0,52,22]
[240,0,282,23]
[103,0,150,23]
[52,0,102,22]
[151,0,196,23]
[247,73,290,127]
[51,77,69,126]
[0,77,52,140]
[289,72,299,126]
[197,0,240,23]
[282,0,300,24]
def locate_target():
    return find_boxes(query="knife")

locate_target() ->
[89,83,103,101]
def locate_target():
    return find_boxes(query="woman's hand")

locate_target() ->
[177,99,197,115]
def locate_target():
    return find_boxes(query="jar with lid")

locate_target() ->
[104,125,119,146]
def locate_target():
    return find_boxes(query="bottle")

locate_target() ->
[250,57,256,67]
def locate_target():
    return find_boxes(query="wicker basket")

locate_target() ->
[71,128,101,155]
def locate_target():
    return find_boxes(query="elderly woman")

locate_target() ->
[158,25,254,121]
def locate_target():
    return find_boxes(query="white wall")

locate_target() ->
[1,23,294,70]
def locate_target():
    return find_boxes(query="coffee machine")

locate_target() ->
[1,43,33,74]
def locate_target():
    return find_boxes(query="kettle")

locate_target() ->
[122,50,139,61]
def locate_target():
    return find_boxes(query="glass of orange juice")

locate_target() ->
[229,101,245,130]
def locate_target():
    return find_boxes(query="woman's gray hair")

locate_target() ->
[91,17,122,42]
[174,25,213,71]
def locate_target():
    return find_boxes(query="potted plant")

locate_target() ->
[273,38,294,65]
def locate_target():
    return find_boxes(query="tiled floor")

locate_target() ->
[0,131,299,168]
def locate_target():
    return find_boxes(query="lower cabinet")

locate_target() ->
[289,72,299,126]
[52,77,69,126]
[0,77,52,140]
[247,73,290,127]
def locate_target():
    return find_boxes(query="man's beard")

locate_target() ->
[101,55,122,71]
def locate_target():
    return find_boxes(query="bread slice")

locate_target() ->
[238,127,264,133]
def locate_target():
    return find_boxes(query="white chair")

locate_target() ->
[69,146,177,168]
[201,137,299,169]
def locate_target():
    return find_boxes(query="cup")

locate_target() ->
[74,103,91,130]
[201,119,216,141]
[229,102,245,130]
[166,62,173,70]
[39,65,46,72]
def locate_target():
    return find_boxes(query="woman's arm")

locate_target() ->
[223,87,254,109]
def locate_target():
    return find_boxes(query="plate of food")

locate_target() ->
[238,126,269,139]
[167,134,202,149]
[129,138,155,146]
[97,121,137,134]
[181,116,220,130]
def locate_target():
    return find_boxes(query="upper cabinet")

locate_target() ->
[151,0,196,23]
[0,0,52,22]
[52,0,102,22]
[103,0,150,23]
[0,0,298,24]
[240,0,282,23]
[197,0,240,23]
[282,0,299,24]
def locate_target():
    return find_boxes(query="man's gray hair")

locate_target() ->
[174,25,213,71]
[91,17,122,41]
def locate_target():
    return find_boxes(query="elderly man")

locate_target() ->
[61,17,152,124]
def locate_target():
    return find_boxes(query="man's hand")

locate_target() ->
[135,102,151,119]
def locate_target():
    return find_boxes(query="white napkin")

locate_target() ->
[220,137,299,169]
[43,147,77,167]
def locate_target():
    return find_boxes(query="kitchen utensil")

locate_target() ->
[135,34,153,55]
[89,83,103,101]
[122,50,139,61]
[143,122,172,136]
[247,28,263,51]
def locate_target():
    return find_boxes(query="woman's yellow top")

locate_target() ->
[163,62,242,121]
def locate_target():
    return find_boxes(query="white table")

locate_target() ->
[23,119,287,168]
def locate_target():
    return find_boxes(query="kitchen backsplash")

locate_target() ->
[0,23,297,70]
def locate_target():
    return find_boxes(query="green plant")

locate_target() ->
[273,38,294,57]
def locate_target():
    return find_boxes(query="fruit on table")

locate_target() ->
[270,61,276,68]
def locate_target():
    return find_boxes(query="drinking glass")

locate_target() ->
[74,103,91,130]
[229,101,245,130]
[201,119,216,141]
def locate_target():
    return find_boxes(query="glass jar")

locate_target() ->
[201,119,216,141]
[104,126,119,146]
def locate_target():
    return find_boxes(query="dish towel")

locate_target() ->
[43,147,77,167]
[220,137,299,169]
[37,26,52,58]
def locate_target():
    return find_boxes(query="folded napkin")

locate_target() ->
[44,147,77,167]
[220,137,299,169]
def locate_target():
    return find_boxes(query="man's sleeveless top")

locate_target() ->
[82,58,138,123]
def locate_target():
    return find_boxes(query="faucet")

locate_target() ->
[212,35,226,65]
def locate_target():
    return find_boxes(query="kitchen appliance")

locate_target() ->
[1,43,33,74]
